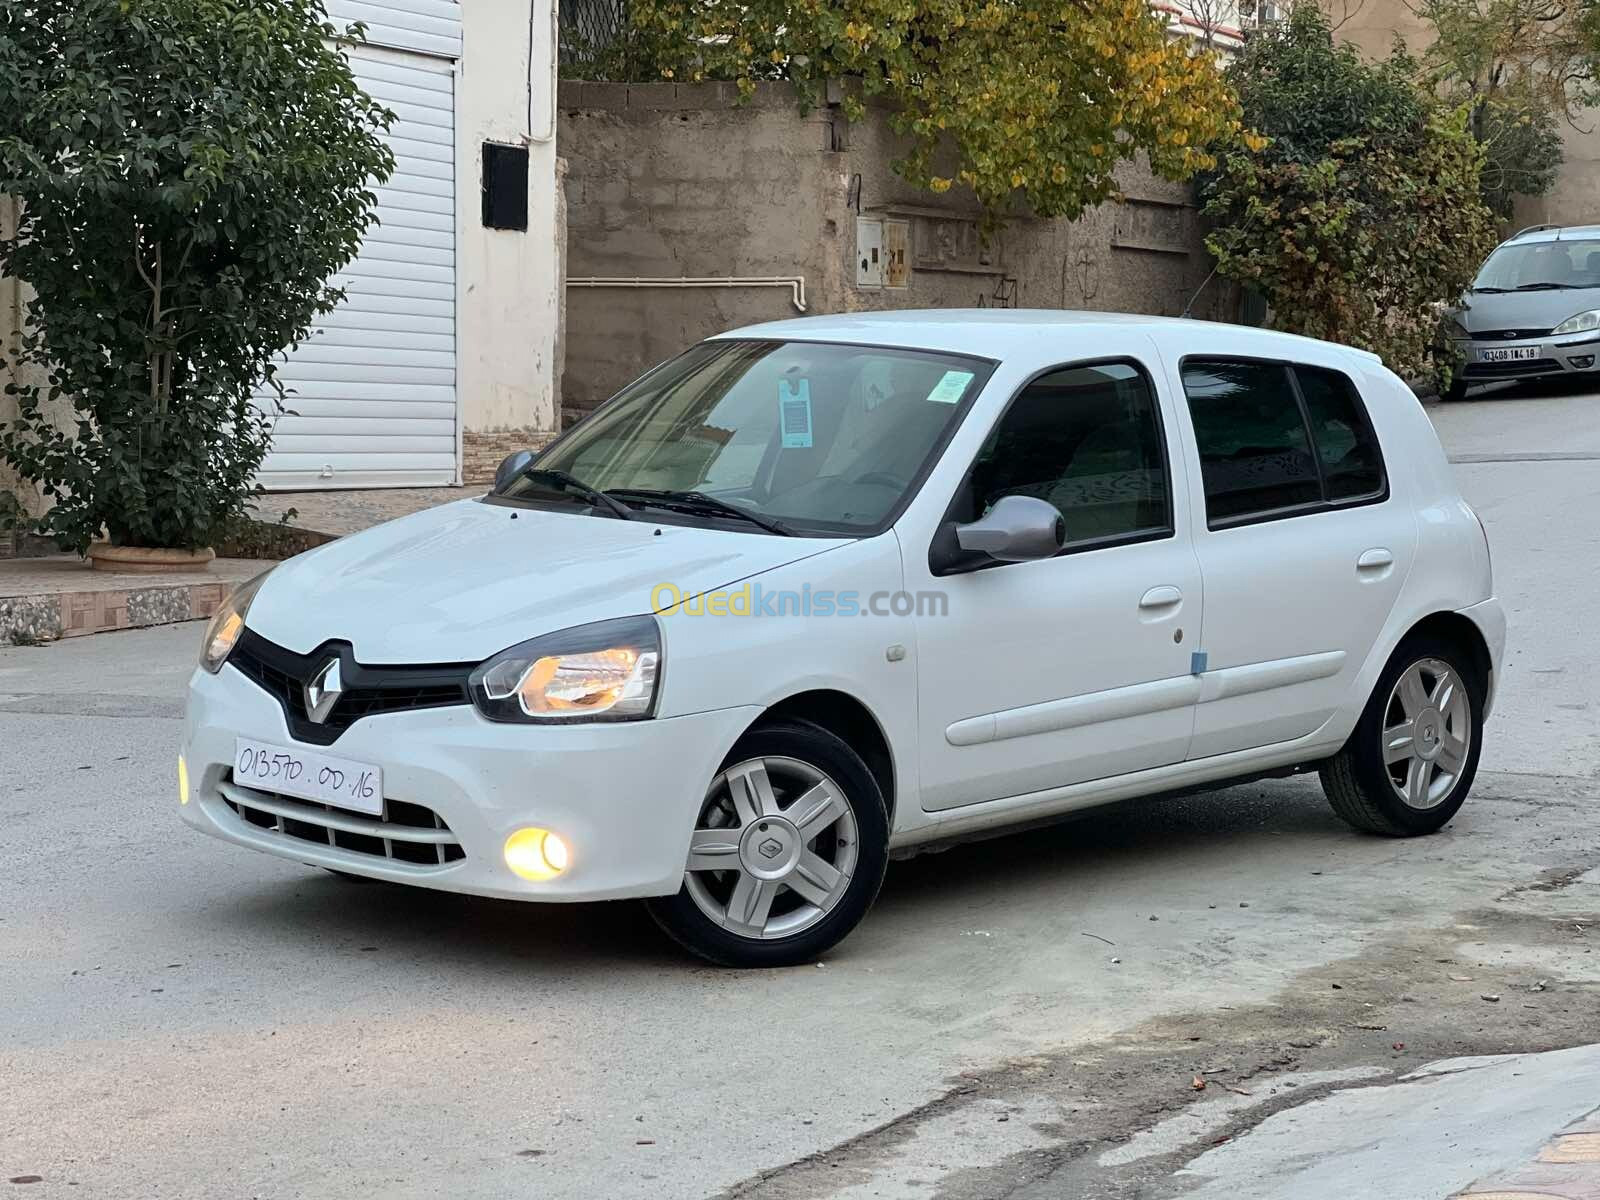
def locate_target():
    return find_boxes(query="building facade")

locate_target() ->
[0,0,563,518]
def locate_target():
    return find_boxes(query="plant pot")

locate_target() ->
[88,543,216,574]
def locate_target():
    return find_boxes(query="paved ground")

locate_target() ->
[2,379,1597,1199]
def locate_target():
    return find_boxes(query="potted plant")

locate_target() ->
[0,0,395,570]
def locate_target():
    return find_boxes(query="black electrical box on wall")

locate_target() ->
[481,142,529,231]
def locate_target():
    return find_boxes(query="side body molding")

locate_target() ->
[944,651,1347,748]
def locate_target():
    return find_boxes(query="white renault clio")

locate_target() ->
[183,312,1505,967]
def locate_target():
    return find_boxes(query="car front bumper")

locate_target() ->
[180,664,761,902]
[1458,334,1600,382]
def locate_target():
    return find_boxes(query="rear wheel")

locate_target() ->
[1320,634,1484,836]
[646,719,889,967]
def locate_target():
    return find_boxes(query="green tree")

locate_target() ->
[1203,4,1497,382]
[1410,0,1600,215]
[0,0,394,553]
[577,0,1244,222]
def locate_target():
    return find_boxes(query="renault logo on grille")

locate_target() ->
[304,658,343,724]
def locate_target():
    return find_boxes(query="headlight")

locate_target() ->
[1554,309,1600,336]
[199,570,271,673]
[470,615,662,723]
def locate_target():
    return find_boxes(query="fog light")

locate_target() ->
[178,754,190,806]
[1568,354,1595,369]
[504,827,570,881]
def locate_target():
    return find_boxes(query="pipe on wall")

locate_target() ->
[565,275,809,313]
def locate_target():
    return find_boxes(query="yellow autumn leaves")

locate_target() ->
[625,0,1271,221]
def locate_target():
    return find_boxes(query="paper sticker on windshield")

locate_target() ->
[925,370,974,404]
[779,379,814,448]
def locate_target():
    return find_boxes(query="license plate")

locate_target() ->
[1480,346,1539,362]
[233,737,384,816]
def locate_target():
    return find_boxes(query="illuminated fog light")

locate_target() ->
[504,827,570,881]
[178,754,190,806]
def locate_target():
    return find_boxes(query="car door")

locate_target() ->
[905,355,1204,812]
[1160,349,1418,760]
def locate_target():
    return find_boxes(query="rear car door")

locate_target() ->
[1161,351,1418,760]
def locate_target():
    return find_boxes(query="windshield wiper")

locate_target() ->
[514,467,635,521]
[1513,282,1583,291]
[1472,286,1509,293]
[606,488,796,536]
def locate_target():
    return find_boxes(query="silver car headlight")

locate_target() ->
[199,570,272,673]
[470,615,662,723]
[1554,309,1600,336]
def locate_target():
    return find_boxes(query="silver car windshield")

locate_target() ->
[1474,239,1600,291]
[507,340,992,535]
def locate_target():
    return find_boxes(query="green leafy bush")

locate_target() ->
[1203,5,1498,383]
[0,0,394,552]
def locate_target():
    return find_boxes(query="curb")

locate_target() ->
[1,559,263,645]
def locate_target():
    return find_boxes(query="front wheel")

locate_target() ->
[1320,634,1484,836]
[646,719,889,967]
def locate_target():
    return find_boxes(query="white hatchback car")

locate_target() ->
[183,312,1505,967]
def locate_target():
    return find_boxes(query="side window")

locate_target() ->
[1293,365,1386,501]
[967,361,1172,548]
[1180,360,1322,524]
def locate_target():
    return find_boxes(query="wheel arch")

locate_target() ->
[1399,610,1494,702]
[746,690,897,823]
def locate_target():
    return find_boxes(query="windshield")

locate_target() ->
[1474,238,1600,291]
[503,340,992,535]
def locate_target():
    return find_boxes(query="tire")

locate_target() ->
[645,718,890,968]
[1320,633,1485,836]
[1443,378,1469,402]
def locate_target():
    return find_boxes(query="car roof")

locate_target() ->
[715,308,1383,365]
[1503,224,1600,245]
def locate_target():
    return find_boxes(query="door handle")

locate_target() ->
[1139,585,1184,609]
[1357,548,1394,571]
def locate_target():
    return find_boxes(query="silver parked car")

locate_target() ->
[1446,223,1600,400]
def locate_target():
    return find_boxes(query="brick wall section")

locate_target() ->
[558,81,1237,415]
[462,429,560,484]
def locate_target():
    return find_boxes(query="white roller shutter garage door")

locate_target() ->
[258,2,461,489]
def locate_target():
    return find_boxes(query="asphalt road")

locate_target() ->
[3,379,1597,1199]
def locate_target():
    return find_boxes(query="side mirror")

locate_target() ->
[954,495,1066,562]
[494,449,535,492]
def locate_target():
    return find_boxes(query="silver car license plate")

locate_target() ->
[1480,346,1539,362]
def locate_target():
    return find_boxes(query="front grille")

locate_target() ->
[220,779,466,867]
[1472,327,1552,341]
[1464,358,1561,378]
[229,629,473,745]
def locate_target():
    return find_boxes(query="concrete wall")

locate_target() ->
[558,82,1235,415]
[456,0,563,456]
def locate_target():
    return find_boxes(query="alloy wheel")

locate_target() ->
[684,756,859,940]
[1383,658,1472,810]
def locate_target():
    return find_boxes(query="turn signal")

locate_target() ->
[178,754,190,806]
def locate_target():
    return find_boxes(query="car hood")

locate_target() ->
[247,499,844,663]
[1457,286,1600,332]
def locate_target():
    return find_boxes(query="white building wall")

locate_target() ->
[455,0,564,478]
